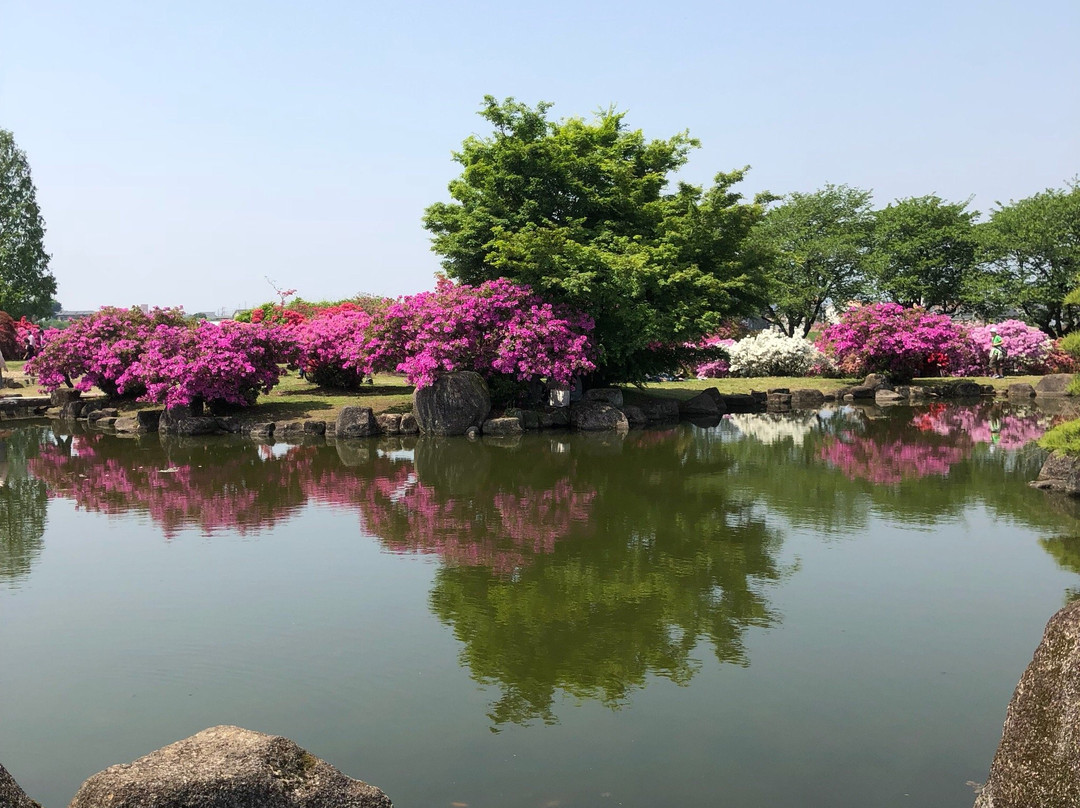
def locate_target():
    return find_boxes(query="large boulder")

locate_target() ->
[974,601,1080,808]
[679,390,724,417]
[412,372,490,436]
[634,395,680,422]
[584,388,624,408]
[790,388,826,409]
[1007,383,1037,399]
[570,400,629,432]
[482,416,523,436]
[114,410,162,434]
[336,407,381,439]
[68,725,391,808]
[1032,452,1080,496]
[0,762,39,808]
[1037,374,1075,397]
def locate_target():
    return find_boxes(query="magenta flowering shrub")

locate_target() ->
[816,303,976,381]
[695,337,735,378]
[366,278,595,388]
[293,306,374,389]
[125,321,299,409]
[966,320,1052,375]
[26,307,190,396]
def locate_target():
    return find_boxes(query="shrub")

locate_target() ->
[1040,419,1080,456]
[726,330,823,377]
[0,312,17,361]
[967,320,1052,374]
[816,303,975,382]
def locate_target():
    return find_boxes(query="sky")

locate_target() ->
[1,0,1077,314]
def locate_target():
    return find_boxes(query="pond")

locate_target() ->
[3,401,1080,807]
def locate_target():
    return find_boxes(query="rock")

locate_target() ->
[173,416,220,436]
[114,410,161,434]
[464,426,480,439]
[862,373,893,390]
[68,725,391,808]
[679,390,724,417]
[635,395,681,422]
[504,407,541,430]
[790,388,826,409]
[539,408,571,429]
[49,388,81,407]
[1032,452,1080,495]
[215,416,242,434]
[0,762,39,808]
[584,388,624,408]
[570,400,629,432]
[875,389,904,404]
[622,405,648,427]
[398,413,419,434]
[482,416,523,436]
[412,371,490,436]
[160,405,199,434]
[93,416,117,429]
[766,392,792,406]
[974,601,1080,808]
[336,407,380,438]
[720,393,761,413]
[847,386,876,399]
[376,414,402,435]
[60,400,84,420]
[87,407,120,424]
[953,381,984,398]
[244,423,275,440]
[1037,374,1075,396]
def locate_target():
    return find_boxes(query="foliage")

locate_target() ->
[0,310,17,361]
[1039,419,1080,456]
[816,302,976,381]
[423,96,769,382]
[695,336,735,378]
[293,304,373,389]
[870,195,979,312]
[750,184,874,337]
[367,277,595,388]
[125,320,299,410]
[966,320,1052,375]
[726,330,824,377]
[26,306,191,396]
[12,315,40,359]
[977,182,1080,336]
[0,129,57,318]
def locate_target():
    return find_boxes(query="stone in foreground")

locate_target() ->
[1036,374,1074,396]
[336,406,380,439]
[570,400,629,432]
[0,762,39,808]
[68,725,392,808]
[974,600,1080,808]
[412,371,490,436]
[1032,452,1080,496]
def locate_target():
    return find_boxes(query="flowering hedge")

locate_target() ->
[27,308,297,409]
[291,278,596,389]
[27,307,190,397]
[816,303,977,381]
[966,320,1052,375]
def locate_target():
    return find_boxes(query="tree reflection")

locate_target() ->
[0,428,49,585]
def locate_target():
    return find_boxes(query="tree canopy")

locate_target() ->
[977,183,1080,337]
[0,129,56,319]
[423,97,769,382]
[749,184,874,337]
[870,195,979,312]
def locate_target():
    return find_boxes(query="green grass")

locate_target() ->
[1040,419,1080,456]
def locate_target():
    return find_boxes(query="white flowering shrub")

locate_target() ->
[727,330,823,377]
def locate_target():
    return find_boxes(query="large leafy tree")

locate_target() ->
[748,184,874,337]
[869,195,979,312]
[976,182,1080,336]
[423,97,769,382]
[0,129,56,319]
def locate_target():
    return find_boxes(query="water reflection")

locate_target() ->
[0,428,48,585]
[12,401,1080,724]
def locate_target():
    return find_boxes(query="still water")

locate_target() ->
[3,401,1080,807]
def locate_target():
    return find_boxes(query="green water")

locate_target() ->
[2,401,1080,807]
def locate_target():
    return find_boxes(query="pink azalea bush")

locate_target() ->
[296,278,596,389]
[292,303,375,389]
[816,303,977,381]
[695,337,735,378]
[966,320,1053,375]
[27,306,190,397]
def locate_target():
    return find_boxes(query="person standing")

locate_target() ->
[989,327,1006,378]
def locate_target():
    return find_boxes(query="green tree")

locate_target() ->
[870,195,980,312]
[0,129,56,319]
[976,182,1080,336]
[749,184,874,337]
[423,97,769,382]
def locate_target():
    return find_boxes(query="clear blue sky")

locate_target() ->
[2,0,1077,313]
